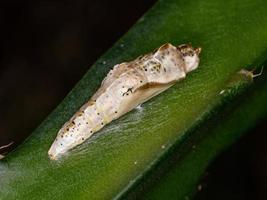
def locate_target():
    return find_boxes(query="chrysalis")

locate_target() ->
[48,43,201,160]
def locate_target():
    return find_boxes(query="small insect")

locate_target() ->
[0,142,13,160]
[48,43,201,160]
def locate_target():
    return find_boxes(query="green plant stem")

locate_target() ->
[1,0,267,199]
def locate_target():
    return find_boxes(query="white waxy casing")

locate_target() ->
[48,43,201,160]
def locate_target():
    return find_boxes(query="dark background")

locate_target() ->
[0,1,266,199]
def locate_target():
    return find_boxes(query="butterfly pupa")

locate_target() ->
[48,43,201,160]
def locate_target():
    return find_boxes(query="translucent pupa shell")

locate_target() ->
[48,43,201,160]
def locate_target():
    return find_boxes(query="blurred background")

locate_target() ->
[0,1,266,199]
